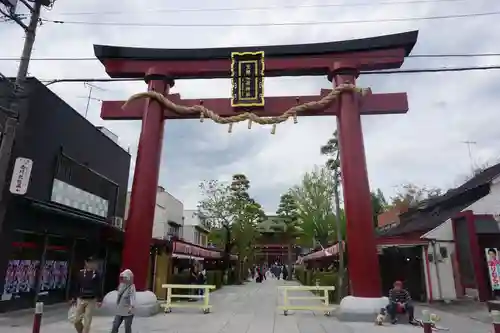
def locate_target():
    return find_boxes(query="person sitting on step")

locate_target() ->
[386,280,416,325]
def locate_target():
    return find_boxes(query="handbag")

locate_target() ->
[68,304,77,323]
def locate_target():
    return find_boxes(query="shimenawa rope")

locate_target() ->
[122,83,370,134]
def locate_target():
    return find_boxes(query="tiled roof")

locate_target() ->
[379,163,500,237]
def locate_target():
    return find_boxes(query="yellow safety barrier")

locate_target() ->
[160,284,216,314]
[278,285,336,316]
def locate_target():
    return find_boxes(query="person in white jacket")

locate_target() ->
[110,269,136,333]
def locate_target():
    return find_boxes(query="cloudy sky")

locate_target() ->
[1,0,499,213]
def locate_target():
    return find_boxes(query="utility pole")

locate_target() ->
[0,0,44,235]
[321,129,344,302]
[333,170,344,301]
[330,133,345,303]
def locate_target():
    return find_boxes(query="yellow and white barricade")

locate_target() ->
[160,284,216,314]
[278,285,336,316]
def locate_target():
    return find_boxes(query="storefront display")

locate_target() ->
[40,260,68,291]
[2,260,40,300]
[1,232,118,310]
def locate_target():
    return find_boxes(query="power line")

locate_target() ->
[51,0,469,16]
[0,53,500,62]
[39,65,500,85]
[41,10,500,28]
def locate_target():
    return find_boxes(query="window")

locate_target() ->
[4,232,45,298]
[200,234,207,247]
[194,230,200,245]
[54,153,118,217]
[168,225,180,238]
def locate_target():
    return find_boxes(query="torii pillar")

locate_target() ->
[94,30,418,314]
[330,63,381,298]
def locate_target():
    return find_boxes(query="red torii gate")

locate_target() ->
[94,30,417,297]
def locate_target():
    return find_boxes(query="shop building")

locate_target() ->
[300,164,500,303]
[377,163,500,302]
[125,186,184,241]
[0,78,131,312]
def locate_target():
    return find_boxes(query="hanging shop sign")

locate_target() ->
[230,51,265,108]
[9,157,33,195]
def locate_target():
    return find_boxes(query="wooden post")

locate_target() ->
[422,310,432,333]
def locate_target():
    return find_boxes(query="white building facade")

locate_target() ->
[125,186,184,240]
[182,209,209,247]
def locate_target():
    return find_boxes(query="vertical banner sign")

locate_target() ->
[231,51,265,107]
[9,157,33,195]
[485,248,500,290]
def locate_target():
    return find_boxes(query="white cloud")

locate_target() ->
[1,0,500,212]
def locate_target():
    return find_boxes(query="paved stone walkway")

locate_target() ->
[0,279,493,333]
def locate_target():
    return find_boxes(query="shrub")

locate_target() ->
[169,269,225,296]
[294,267,341,303]
[206,270,223,289]
[170,272,190,295]
[311,271,338,303]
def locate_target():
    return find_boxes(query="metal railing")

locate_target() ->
[160,284,216,314]
[278,284,336,316]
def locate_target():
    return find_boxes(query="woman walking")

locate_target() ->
[110,269,136,333]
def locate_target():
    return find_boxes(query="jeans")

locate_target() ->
[386,302,414,322]
[110,315,134,333]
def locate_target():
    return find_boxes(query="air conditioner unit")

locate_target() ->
[111,216,124,230]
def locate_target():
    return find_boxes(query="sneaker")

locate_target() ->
[391,319,397,325]
[409,319,419,326]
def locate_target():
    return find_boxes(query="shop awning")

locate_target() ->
[173,253,204,260]
[173,241,222,259]
[302,241,345,262]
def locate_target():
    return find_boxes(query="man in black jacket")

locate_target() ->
[71,257,103,333]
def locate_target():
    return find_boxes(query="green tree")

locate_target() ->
[198,175,265,278]
[290,166,339,247]
[197,180,234,271]
[320,129,346,300]
[230,174,265,265]
[320,130,344,240]
[275,192,302,280]
[391,183,441,208]
[371,189,388,228]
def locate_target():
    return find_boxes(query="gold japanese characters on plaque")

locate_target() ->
[230,51,265,108]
